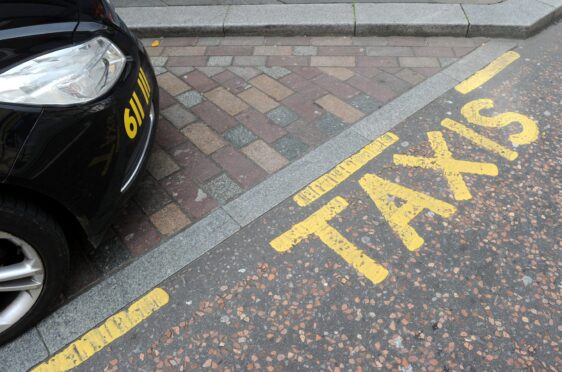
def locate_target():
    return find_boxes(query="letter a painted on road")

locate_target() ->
[359,174,456,252]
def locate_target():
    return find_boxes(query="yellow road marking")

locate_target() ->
[461,98,539,145]
[441,118,518,161]
[359,174,456,251]
[455,51,520,94]
[393,131,498,201]
[293,132,399,207]
[271,197,389,285]
[32,288,169,372]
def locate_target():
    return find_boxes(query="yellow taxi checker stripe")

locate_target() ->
[455,51,520,94]
[32,288,170,372]
[138,72,151,98]
[132,92,145,120]
[137,77,150,104]
[293,132,399,207]
[139,68,151,93]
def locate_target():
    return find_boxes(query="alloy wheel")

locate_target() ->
[0,232,44,334]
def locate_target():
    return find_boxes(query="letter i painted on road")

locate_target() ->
[393,131,498,201]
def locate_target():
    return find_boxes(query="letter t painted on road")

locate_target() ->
[270,196,389,285]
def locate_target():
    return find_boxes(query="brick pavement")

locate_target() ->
[68,35,486,299]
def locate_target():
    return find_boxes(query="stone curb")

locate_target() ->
[0,38,519,371]
[116,0,562,38]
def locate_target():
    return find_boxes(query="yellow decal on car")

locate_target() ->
[124,67,151,140]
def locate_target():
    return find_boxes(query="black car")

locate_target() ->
[0,0,158,344]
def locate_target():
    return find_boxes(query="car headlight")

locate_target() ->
[0,36,126,106]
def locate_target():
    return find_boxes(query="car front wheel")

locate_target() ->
[0,196,69,346]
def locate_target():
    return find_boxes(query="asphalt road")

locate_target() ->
[44,22,562,371]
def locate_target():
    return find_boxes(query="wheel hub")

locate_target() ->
[0,232,44,335]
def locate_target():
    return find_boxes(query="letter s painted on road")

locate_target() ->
[460,98,539,145]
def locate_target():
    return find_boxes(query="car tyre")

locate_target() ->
[0,195,69,346]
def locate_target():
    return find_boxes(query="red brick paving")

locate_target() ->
[182,70,219,92]
[71,35,486,298]
[155,119,187,150]
[236,109,287,143]
[161,171,218,219]
[191,101,238,133]
[212,146,267,188]
[169,141,221,182]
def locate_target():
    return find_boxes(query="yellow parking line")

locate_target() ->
[293,132,399,207]
[32,288,169,372]
[455,51,520,94]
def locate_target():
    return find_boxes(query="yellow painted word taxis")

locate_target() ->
[270,51,538,285]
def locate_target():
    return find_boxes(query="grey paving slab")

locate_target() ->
[153,66,167,75]
[207,56,233,66]
[116,1,561,38]
[272,134,309,160]
[355,3,468,36]
[223,125,258,147]
[313,112,347,136]
[224,4,354,36]
[116,6,228,37]
[36,209,239,353]
[464,0,558,37]
[223,129,369,226]
[0,328,48,372]
[349,94,382,113]
[441,39,518,82]
[267,106,299,127]
[203,174,244,204]
[258,66,292,78]
[150,56,168,67]
[293,46,318,56]
[537,0,562,17]
[177,90,204,108]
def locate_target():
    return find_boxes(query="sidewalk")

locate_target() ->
[114,0,562,38]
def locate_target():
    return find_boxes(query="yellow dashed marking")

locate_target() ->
[359,174,456,252]
[293,132,399,207]
[455,51,520,94]
[32,288,169,372]
[393,131,498,201]
[441,118,518,161]
[271,197,389,285]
